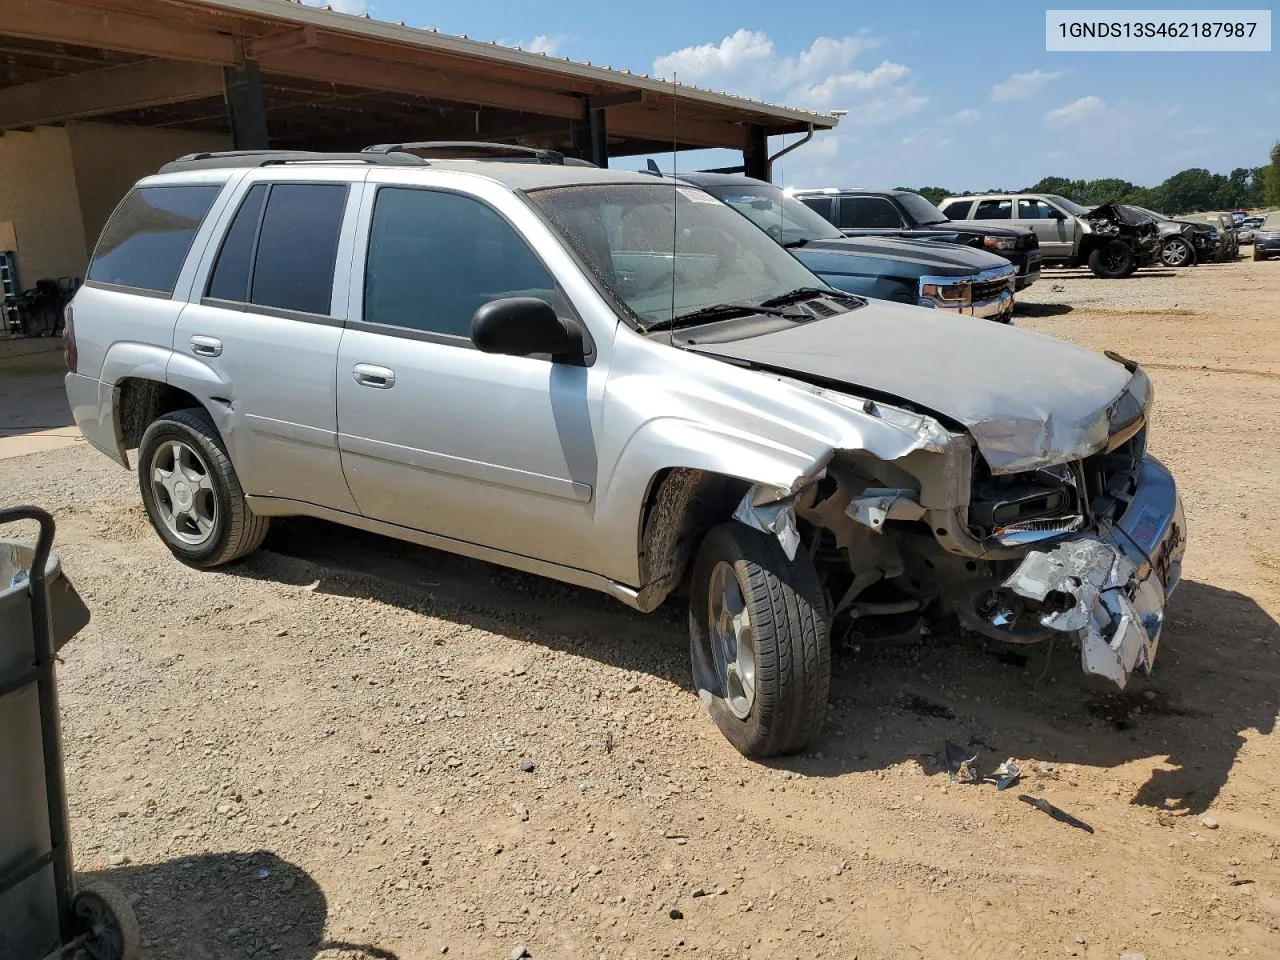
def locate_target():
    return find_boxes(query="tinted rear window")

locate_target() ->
[206,184,268,302]
[940,199,972,220]
[973,199,1012,220]
[88,185,221,294]
[249,183,348,315]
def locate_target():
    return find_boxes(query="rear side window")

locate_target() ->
[1017,199,1058,220]
[88,185,220,294]
[798,196,835,222]
[940,199,972,220]
[973,199,1012,220]
[836,197,902,229]
[207,184,268,302]
[251,184,348,315]
[363,187,556,339]
[203,183,347,316]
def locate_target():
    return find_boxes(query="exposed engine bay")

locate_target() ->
[731,369,1186,691]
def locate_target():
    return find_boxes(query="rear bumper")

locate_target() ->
[1002,456,1186,689]
[65,373,125,466]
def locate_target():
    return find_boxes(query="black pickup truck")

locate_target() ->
[791,188,1041,291]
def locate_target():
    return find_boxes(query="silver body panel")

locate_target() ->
[67,159,1187,690]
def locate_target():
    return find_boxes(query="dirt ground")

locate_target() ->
[4,254,1280,960]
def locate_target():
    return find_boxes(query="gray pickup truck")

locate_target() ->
[941,193,1161,279]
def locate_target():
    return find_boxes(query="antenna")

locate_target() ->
[669,72,678,341]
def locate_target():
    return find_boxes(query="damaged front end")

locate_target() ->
[730,364,1186,691]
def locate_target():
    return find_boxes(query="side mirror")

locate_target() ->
[471,297,585,364]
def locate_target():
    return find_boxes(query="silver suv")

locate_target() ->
[65,145,1187,758]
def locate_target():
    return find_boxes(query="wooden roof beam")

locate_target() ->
[0,57,224,129]
[255,47,584,119]
[0,0,237,64]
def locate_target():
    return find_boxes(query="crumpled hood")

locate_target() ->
[690,299,1141,474]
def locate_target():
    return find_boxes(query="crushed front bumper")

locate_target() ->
[1002,456,1186,688]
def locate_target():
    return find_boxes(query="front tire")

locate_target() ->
[1088,239,1135,279]
[689,522,830,758]
[137,408,269,567]
[1160,237,1195,268]
[1254,247,1266,262]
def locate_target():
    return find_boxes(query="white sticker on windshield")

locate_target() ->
[676,187,720,204]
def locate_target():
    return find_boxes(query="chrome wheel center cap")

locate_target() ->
[173,481,192,509]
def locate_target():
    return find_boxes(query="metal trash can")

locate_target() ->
[0,506,139,960]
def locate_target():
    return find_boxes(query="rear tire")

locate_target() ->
[689,522,830,758]
[137,408,269,568]
[1088,240,1135,279]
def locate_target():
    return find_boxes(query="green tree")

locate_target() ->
[1265,142,1280,206]
[1158,168,1223,214]
[894,185,952,205]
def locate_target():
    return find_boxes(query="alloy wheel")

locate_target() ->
[706,561,757,720]
[149,439,218,546]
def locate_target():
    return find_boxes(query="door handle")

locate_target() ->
[352,363,396,389]
[190,335,222,358]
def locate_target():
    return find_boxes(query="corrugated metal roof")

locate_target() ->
[196,0,839,129]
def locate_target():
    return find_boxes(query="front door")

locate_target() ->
[335,183,604,569]
[1013,197,1072,259]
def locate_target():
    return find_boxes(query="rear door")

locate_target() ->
[334,174,608,569]
[172,170,361,512]
[1014,196,1073,259]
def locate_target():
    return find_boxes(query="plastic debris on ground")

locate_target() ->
[985,759,1022,791]
[944,740,980,784]
[1018,794,1095,834]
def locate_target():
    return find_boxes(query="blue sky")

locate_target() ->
[310,1,1277,190]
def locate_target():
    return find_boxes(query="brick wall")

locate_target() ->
[0,126,89,286]
[67,122,231,252]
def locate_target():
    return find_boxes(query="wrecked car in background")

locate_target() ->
[944,193,1161,279]
[66,147,1187,761]
[1126,206,1220,267]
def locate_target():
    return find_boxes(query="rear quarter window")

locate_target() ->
[88,185,221,294]
[940,199,972,219]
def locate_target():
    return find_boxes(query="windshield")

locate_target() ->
[527,182,826,329]
[1044,194,1091,216]
[896,192,949,225]
[1264,212,1280,229]
[701,182,843,245]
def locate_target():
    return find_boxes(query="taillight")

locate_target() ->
[63,303,77,373]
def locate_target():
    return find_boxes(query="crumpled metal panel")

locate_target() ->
[732,487,803,561]
[1002,538,1158,688]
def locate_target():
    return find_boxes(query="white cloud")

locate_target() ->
[523,34,568,56]
[652,29,921,118]
[1046,95,1107,122]
[305,0,366,13]
[990,69,1065,102]
[652,29,928,187]
[945,108,982,123]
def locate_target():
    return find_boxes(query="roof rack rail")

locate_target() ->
[158,150,427,173]
[362,141,594,166]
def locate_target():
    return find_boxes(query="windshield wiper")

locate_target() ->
[781,237,811,249]
[758,287,864,308]
[644,302,797,333]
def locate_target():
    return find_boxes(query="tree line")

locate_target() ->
[901,141,1280,214]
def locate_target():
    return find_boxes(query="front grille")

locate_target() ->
[972,278,1011,301]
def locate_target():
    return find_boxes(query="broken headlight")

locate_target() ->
[969,463,1085,545]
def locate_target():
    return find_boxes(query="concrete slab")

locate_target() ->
[0,337,79,459]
